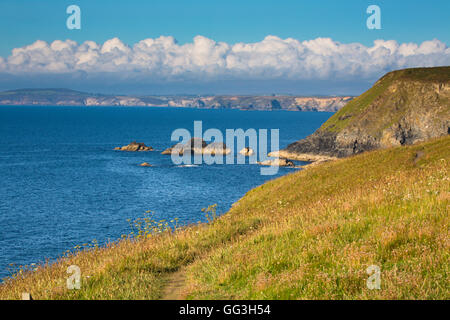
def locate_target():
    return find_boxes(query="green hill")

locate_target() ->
[277,67,450,160]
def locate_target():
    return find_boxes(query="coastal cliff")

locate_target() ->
[0,89,352,112]
[272,67,450,160]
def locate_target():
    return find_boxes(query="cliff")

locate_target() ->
[272,67,450,160]
[0,88,352,112]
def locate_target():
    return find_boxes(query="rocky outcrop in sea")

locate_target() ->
[114,141,153,152]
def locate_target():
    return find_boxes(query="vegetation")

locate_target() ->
[0,136,449,300]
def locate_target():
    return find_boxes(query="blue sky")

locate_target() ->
[1,0,448,55]
[0,0,448,94]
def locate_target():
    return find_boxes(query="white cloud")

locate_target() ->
[1,36,449,83]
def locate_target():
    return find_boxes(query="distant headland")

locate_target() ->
[0,88,353,112]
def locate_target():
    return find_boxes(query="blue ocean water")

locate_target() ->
[0,106,332,280]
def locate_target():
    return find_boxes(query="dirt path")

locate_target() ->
[160,269,187,300]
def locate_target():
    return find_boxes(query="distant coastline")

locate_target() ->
[0,88,353,112]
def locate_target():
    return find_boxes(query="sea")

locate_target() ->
[0,106,332,280]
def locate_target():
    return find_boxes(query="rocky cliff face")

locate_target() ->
[275,67,450,160]
[163,95,352,112]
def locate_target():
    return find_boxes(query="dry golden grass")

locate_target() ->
[0,136,449,300]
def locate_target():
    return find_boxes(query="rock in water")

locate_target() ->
[186,137,208,154]
[239,147,254,156]
[161,138,208,155]
[161,146,176,155]
[115,141,153,152]
[274,67,450,161]
[258,158,295,167]
[203,142,231,155]
[139,162,152,167]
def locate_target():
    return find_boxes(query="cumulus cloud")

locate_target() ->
[1,35,449,84]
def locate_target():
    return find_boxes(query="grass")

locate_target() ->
[321,74,394,132]
[391,66,450,82]
[0,136,449,300]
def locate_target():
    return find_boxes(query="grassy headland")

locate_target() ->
[281,67,449,159]
[1,135,448,300]
[321,66,450,133]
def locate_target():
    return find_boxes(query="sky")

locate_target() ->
[0,0,449,95]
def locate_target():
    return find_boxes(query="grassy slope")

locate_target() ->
[1,136,449,300]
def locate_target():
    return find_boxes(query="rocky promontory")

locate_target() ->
[258,158,295,167]
[271,67,450,161]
